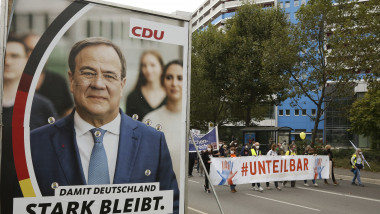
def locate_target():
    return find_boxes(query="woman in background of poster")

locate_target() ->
[126,50,167,120]
[143,60,183,182]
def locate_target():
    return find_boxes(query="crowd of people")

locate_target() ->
[190,139,366,194]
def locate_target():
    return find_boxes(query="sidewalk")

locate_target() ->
[334,167,380,185]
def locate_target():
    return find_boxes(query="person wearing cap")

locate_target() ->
[30,37,179,213]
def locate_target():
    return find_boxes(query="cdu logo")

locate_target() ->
[131,26,165,40]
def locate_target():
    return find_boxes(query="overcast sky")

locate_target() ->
[104,0,205,14]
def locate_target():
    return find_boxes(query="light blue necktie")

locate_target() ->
[88,128,110,184]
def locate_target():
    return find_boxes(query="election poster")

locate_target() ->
[1,0,190,213]
[209,155,330,185]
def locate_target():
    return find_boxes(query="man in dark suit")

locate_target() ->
[30,37,179,213]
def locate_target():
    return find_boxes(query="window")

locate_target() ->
[279,2,284,8]
[279,110,284,116]
[301,0,306,5]
[285,13,290,21]
[302,109,307,116]
[286,109,290,116]
[311,109,316,116]
[294,0,299,7]
[285,1,290,8]
[295,109,299,116]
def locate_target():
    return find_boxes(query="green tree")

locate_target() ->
[350,89,380,150]
[224,3,292,126]
[287,0,368,144]
[191,25,230,129]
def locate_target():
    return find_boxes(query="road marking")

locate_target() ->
[188,207,208,214]
[335,174,380,185]
[245,193,320,212]
[297,187,380,203]
[189,179,200,184]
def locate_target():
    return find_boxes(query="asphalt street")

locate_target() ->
[187,168,380,214]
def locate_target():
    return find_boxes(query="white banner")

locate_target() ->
[210,156,329,185]
[14,183,173,214]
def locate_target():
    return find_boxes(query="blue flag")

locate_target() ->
[189,127,218,152]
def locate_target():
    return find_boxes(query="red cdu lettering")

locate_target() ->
[132,26,142,37]
[142,28,153,38]
[153,30,164,40]
[132,26,165,41]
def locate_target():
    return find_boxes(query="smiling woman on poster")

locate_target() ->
[125,50,167,121]
[143,60,183,181]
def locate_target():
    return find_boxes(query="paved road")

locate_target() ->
[187,168,380,214]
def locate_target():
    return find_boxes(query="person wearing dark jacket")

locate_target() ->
[201,144,216,193]
[324,144,338,185]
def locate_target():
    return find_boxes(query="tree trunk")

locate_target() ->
[312,103,323,146]
[245,107,251,127]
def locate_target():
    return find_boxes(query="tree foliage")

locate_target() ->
[349,89,380,150]
[285,0,378,144]
[224,4,292,126]
[191,25,230,129]
[190,3,293,129]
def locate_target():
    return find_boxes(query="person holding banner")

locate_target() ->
[303,147,318,187]
[266,144,281,191]
[229,147,238,193]
[126,50,167,121]
[283,144,297,188]
[30,37,179,212]
[351,149,365,187]
[324,144,338,185]
[251,142,264,192]
[202,144,216,193]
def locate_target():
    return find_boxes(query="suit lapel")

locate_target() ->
[52,112,86,185]
[113,113,140,183]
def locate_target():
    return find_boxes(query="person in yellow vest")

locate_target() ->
[283,144,297,187]
[251,142,264,192]
[351,149,364,187]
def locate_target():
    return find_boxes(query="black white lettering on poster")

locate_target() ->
[4,0,189,213]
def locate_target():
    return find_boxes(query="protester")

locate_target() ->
[189,152,197,177]
[266,144,281,191]
[324,144,338,185]
[240,143,252,156]
[303,147,318,187]
[277,142,285,155]
[219,142,226,157]
[251,142,264,192]
[351,149,365,187]
[229,147,238,193]
[126,50,167,120]
[202,144,216,193]
[283,144,297,187]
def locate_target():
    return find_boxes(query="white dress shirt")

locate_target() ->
[74,112,120,184]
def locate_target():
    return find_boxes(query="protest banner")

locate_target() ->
[189,127,219,152]
[209,155,329,185]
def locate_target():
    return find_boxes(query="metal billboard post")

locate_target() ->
[189,131,225,214]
